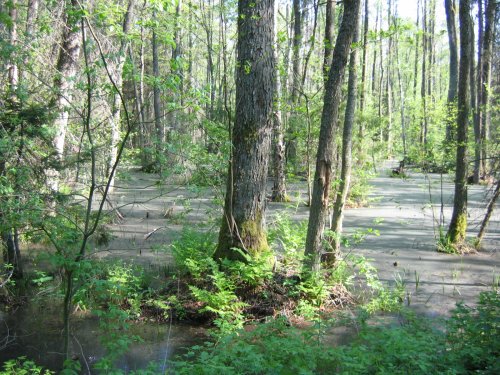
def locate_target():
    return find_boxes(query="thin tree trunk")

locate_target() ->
[421,0,428,146]
[327,13,360,264]
[108,0,136,189]
[479,0,496,175]
[358,0,368,147]
[473,0,484,182]
[286,0,302,171]
[272,0,287,202]
[445,0,458,145]
[47,0,81,193]
[323,0,336,80]
[7,0,18,95]
[152,11,163,170]
[476,179,500,248]
[215,0,275,261]
[304,0,361,273]
[447,0,471,246]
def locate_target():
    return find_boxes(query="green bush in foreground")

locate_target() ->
[169,290,499,374]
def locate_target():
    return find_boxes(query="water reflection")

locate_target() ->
[0,302,206,372]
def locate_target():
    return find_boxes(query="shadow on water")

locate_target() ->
[0,300,207,373]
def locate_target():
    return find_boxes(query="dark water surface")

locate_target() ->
[0,301,207,373]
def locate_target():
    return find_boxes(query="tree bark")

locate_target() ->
[152,11,163,170]
[272,0,287,202]
[327,12,360,264]
[47,0,81,193]
[323,0,336,80]
[107,0,136,189]
[304,0,361,273]
[479,0,496,175]
[286,0,303,171]
[476,178,500,248]
[7,0,18,94]
[473,0,484,182]
[215,0,274,261]
[447,0,471,246]
[445,0,458,144]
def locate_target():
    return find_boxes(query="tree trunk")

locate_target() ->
[304,0,361,273]
[215,0,274,261]
[420,0,429,146]
[47,0,81,193]
[473,0,484,182]
[107,0,136,189]
[323,0,336,80]
[286,0,302,171]
[7,0,18,95]
[476,178,500,248]
[327,12,360,264]
[444,0,458,145]
[358,0,368,144]
[479,0,496,175]
[447,0,471,246]
[272,0,287,202]
[152,11,163,170]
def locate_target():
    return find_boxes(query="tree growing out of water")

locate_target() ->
[446,0,472,247]
[214,0,275,261]
[304,0,361,272]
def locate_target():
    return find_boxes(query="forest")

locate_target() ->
[0,0,499,373]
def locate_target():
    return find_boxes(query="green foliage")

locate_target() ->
[171,228,217,277]
[0,357,54,375]
[189,268,247,335]
[221,249,274,287]
[169,291,500,374]
[169,317,339,374]
[268,213,307,273]
[447,290,500,373]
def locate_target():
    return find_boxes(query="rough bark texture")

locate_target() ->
[445,0,458,144]
[323,0,336,80]
[215,0,274,261]
[304,0,361,272]
[479,0,496,175]
[447,0,471,245]
[327,13,360,265]
[473,0,484,182]
[48,0,81,192]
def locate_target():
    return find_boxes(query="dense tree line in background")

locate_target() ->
[0,0,498,360]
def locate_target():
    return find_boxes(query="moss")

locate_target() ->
[240,217,269,257]
[450,212,467,244]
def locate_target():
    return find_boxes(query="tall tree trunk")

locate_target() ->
[215,0,274,261]
[286,0,302,171]
[473,0,484,182]
[413,0,421,99]
[358,0,368,148]
[108,0,136,189]
[152,11,163,170]
[479,0,496,175]
[447,0,471,246]
[327,12,360,264]
[304,0,361,273]
[47,0,82,193]
[323,0,336,80]
[7,0,18,95]
[445,0,458,145]
[420,0,429,146]
[272,0,287,202]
